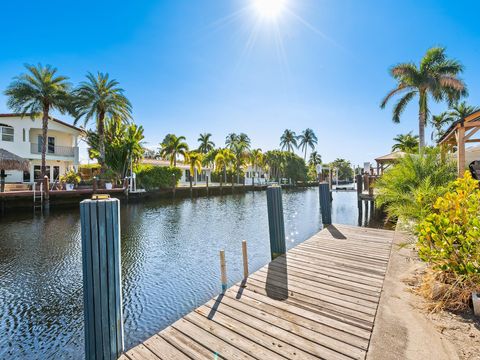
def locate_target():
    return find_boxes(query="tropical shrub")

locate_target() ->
[135,165,181,190]
[416,172,480,310]
[375,147,456,222]
[60,169,81,185]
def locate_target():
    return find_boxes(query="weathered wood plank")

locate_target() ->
[122,224,394,359]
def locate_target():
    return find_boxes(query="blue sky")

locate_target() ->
[1,0,480,165]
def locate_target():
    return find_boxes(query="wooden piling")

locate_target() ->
[220,250,227,293]
[266,185,286,260]
[319,182,332,225]
[242,240,249,279]
[80,197,124,360]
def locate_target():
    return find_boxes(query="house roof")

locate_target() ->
[375,151,406,164]
[0,148,29,171]
[0,113,82,133]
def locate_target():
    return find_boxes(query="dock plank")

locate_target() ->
[124,224,394,359]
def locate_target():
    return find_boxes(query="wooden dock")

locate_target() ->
[121,224,395,360]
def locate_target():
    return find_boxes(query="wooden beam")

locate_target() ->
[464,110,480,123]
[464,120,480,129]
[465,139,480,143]
[457,126,465,178]
[465,127,480,141]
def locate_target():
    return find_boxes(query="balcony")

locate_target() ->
[30,143,76,157]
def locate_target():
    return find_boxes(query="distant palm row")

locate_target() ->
[382,46,479,152]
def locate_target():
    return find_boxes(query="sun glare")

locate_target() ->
[253,0,287,20]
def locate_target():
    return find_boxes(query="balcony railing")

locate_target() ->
[30,143,75,157]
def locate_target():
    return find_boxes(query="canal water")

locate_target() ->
[0,188,382,359]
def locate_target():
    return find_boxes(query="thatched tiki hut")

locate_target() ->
[0,149,29,192]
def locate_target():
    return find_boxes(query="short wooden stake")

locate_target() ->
[80,197,124,360]
[220,250,227,293]
[242,240,249,279]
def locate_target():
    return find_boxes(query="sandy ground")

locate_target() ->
[367,230,480,360]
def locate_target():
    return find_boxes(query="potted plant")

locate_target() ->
[60,170,81,191]
[101,168,117,190]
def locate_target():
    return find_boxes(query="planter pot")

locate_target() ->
[473,291,480,317]
[66,183,75,191]
[105,182,113,190]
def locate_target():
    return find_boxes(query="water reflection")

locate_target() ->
[0,187,383,359]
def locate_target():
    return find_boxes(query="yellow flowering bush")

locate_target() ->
[417,171,480,276]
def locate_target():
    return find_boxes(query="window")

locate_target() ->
[23,171,31,183]
[53,166,60,181]
[23,129,26,142]
[37,136,55,154]
[34,165,51,181]
[0,125,14,142]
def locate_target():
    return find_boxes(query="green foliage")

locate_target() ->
[392,132,419,153]
[85,117,144,181]
[280,129,298,152]
[159,134,189,166]
[417,172,480,276]
[60,169,81,184]
[297,128,318,160]
[327,158,353,180]
[135,165,182,190]
[264,150,307,182]
[375,147,456,222]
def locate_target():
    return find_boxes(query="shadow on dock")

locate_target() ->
[326,224,347,239]
[265,255,289,300]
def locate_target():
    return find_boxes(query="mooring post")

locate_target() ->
[43,176,50,211]
[319,182,332,225]
[266,185,286,260]
[219,250,227,293]
[80,197,124,360]
[206,174,209,197]
[172,173,176,199]
[242,240,249,279]
[92,176,97,194]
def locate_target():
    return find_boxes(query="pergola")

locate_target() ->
[374,151,406,174]
[438,110,480,177]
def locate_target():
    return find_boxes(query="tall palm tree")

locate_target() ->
[5,64,72,177]
[185,151,203,194]
[381,47,466,149]
[159,134,189,166]
[280,129,298,152]
[309,151,322,167]
[197,133,215,154]
[297,128,318,160]
[430,112,453,141]
[232,137,251,184]
[214,148,235,191]
[225,133,238,149]
[392,132,419,153]
[249,148,264,187]
[73,72,131,169]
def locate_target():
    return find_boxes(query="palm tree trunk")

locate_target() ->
[98,111,106,169]
[189,172,193,198]
[418,92,426,150]
[41,106,49,178]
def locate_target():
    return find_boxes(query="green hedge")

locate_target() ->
[136,165,182,190]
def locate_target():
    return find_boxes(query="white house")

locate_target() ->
[244,164,268,185]
[0,114,81,184]
[141,159,212,185]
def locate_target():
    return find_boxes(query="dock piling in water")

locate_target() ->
[319,182,332,225]
[80,197,124,360]
[266,185,286,260]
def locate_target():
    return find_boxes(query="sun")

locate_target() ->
[253,0,287,20]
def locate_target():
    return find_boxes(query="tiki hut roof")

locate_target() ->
[374,151,406,164]
[0,149,29,171]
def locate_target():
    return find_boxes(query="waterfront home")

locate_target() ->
[141,159,212,185]
[0,114,81,185]
[244,164,268,185]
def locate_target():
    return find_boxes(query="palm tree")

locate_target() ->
[159,134,189,166]
[214,148,235,192]
[197,133,215,154]
[381,47,467,149]
[298,128,318,160]
[448,101,480,122]
[73,72,132,168]
[280,129,298,152]
[225,133,238,149]
[392,132,419,153]
[5,64,72,178]
[249,148,263,187]
[430,112,453,141]
[185,151,203,195]
[309,151,322,167]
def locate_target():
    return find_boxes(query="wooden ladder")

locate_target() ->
[33,182,43,211]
